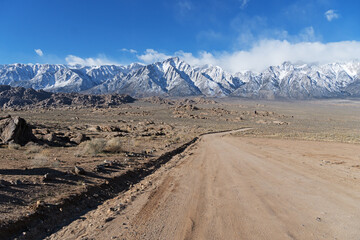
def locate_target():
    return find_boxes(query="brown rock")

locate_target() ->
[43,133,59,142]
[70,133,88,144]
[74,166,85,175]
[0,116,34,145]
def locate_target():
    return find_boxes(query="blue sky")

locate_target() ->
[1,0,360,72]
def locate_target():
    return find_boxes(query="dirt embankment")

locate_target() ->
[0,136,199,240]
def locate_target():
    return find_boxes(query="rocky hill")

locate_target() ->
[0,85,135,109]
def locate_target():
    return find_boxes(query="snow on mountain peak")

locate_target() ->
[1,58,360,99]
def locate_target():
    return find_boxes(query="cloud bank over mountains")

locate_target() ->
[174,40,360,73]
[65,55,119,66]
[65,40,360,74]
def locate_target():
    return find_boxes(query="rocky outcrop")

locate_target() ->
[0,116,34,145]
[0,85,136,109]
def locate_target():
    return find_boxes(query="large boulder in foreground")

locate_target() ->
[0,116,34,145]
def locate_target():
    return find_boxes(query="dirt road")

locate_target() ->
[47,131,360,240]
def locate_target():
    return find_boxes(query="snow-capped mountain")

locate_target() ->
[0,63,143,93]
[231,61,360,99]
[1,58,360,99]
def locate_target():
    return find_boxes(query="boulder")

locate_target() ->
[70,133,88,144]
[0,116,34,145]
[74,166,85,175]
[43,133,60,142]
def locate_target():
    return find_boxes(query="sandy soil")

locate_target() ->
[46,130,360,240]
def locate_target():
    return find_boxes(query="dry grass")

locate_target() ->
[104,137,123,153]
[25,145,43,154]
[77,138,107,157]
[30,154,49,167]
[8,143,21,150]
[76,137,124,156]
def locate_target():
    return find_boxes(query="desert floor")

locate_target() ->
[47,129,360,240]
[1,98,360,239]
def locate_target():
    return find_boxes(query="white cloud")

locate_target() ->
[137,49,171,64]
[297,26,317,42]
[196,40,360,73]
[325,9,339,21]
[34,49,44,57]
[121,48,137,54]
[231,13,320,48]
[175,50,218,67]
[142,40,360,73]
[240,0,250,9]
[65,54,119,66]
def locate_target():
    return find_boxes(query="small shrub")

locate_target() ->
[8,143,21,150]
[77,138,107,156]
[75,137,125,157]
[105,137,123,153]
[26,145,43,154]
[31,154,49,167]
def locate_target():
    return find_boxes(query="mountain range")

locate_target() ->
[1,57,360,99]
